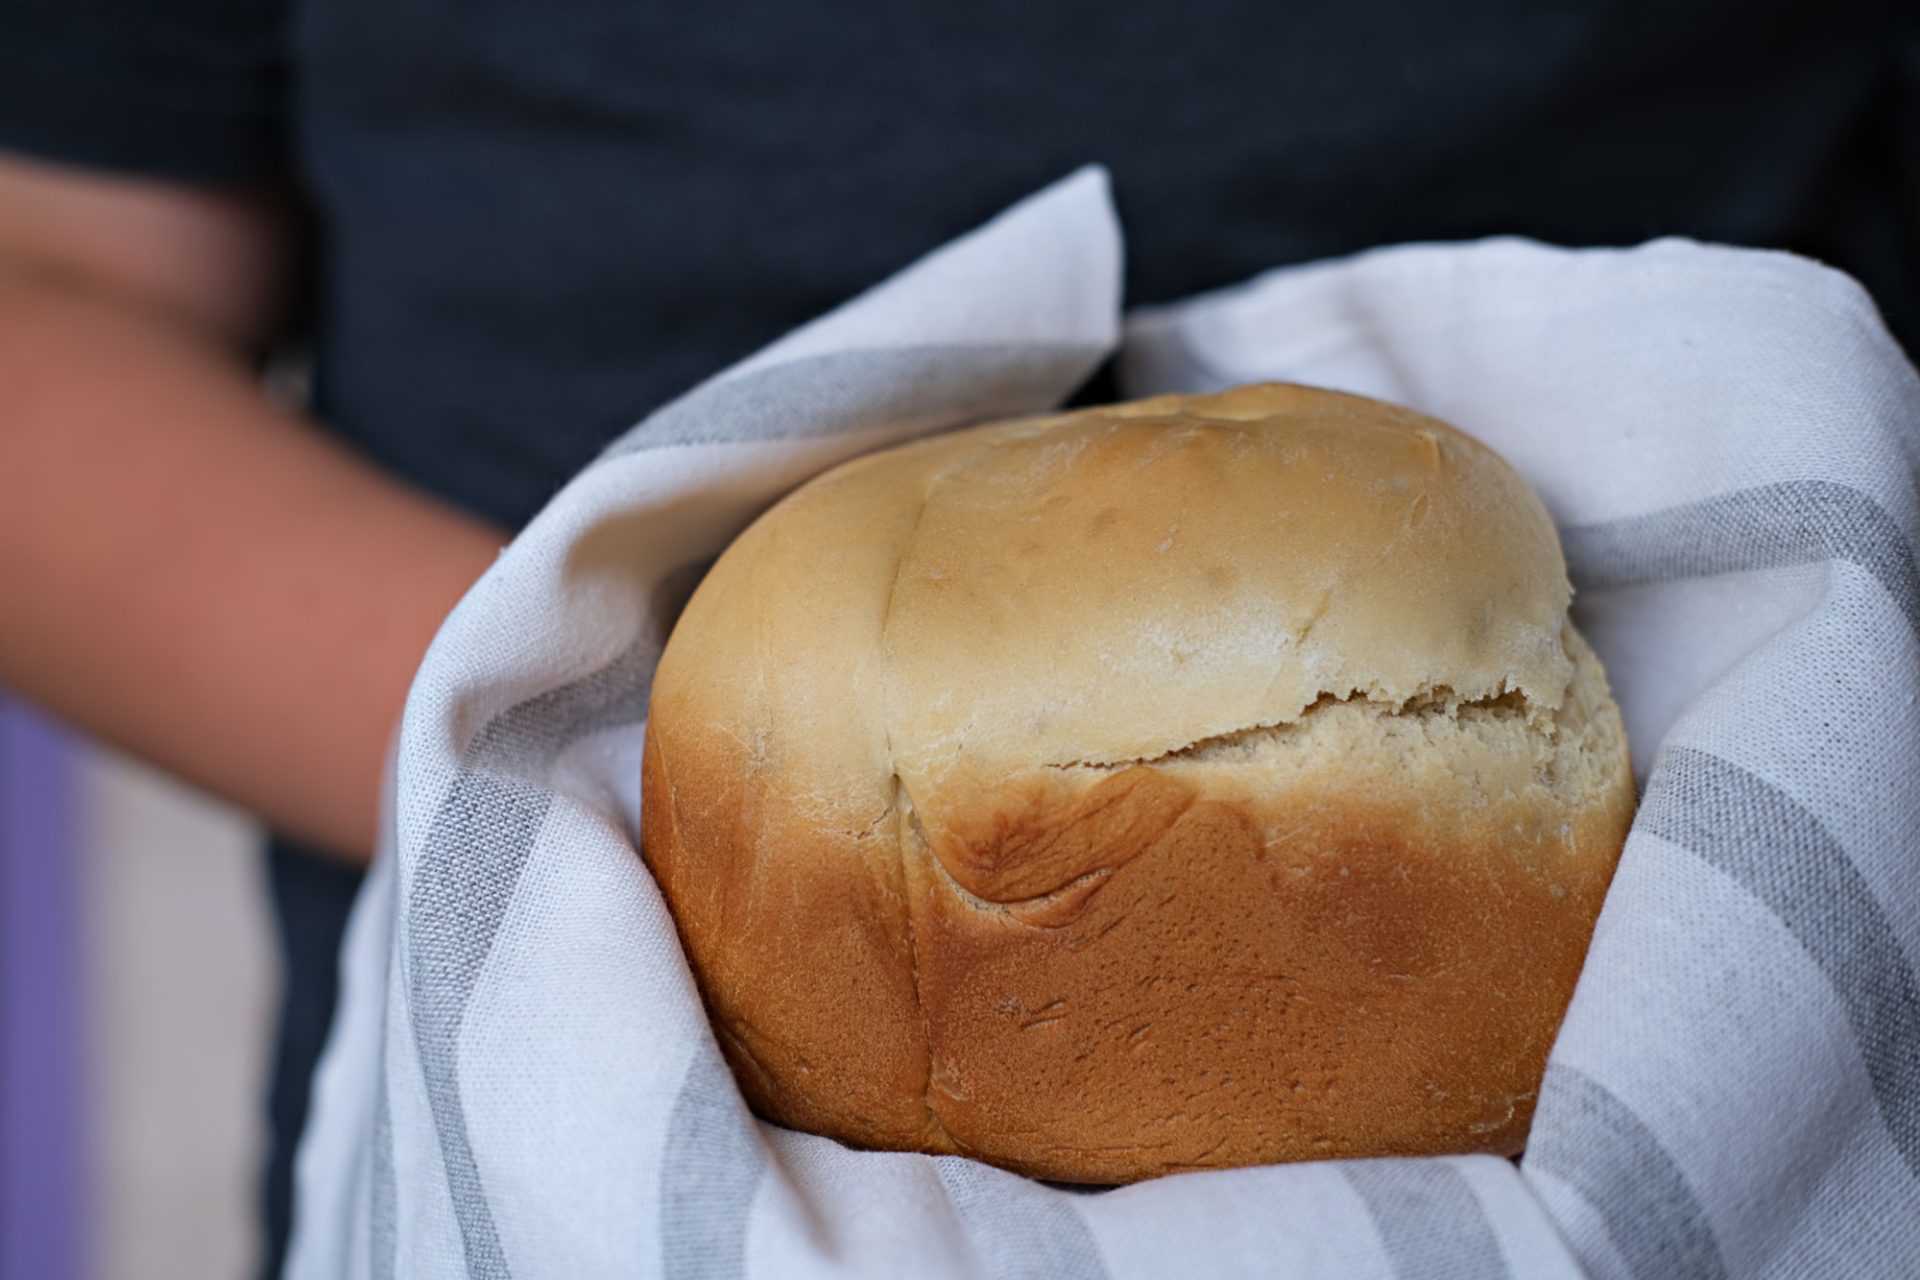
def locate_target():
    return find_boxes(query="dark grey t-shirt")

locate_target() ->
[2,0,1915,1272]
[4,0,1915,531]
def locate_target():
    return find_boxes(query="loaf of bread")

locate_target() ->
[641,382,1633,1183]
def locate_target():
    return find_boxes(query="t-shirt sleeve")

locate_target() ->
[1900,10,1920,175]
[0,0,287,184]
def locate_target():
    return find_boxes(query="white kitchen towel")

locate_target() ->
[287,167,1920,1279]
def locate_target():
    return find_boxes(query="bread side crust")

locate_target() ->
[645,627,1631,1178]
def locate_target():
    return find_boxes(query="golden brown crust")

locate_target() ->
[643,716,931,1150]
[641,382,1634,1181]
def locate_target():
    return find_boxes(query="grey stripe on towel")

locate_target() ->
[937,1159,1109,1280]
[1527,1065,1729,1280]
[1343,1160,1511,1280]
[1640,746,1920,1178]
[399,638,660,1278]
[604,343,1108,456]
[660,1045,766,1280]
[1561,479,1919,642]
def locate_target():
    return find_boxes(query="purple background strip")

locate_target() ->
[0,698,84,1280]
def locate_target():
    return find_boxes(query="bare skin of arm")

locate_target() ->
[0,152,507,864]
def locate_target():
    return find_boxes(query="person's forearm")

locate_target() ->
[0,270,505,863]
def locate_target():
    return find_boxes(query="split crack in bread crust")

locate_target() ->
[640,382,1634,1183]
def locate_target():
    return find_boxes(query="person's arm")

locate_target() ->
[0,152,506,863]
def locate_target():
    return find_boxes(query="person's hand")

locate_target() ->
[0,151,506,863]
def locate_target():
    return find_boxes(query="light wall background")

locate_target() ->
[79,745,275,1280]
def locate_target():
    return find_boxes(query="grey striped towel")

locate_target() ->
[287,168,1920,1279]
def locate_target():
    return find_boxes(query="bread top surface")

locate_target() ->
[653,384,1589,884]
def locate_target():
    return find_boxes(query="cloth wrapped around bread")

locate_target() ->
[641,382,1633,1183]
